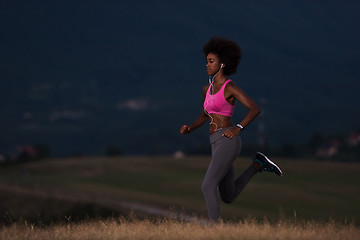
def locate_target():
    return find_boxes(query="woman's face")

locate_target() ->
[206,53,222,76]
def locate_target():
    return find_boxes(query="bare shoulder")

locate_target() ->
[226,80,243,93]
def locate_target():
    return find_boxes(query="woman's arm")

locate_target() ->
[230,82,261,128]
[180,84,210,135]
[222,82,261,139]
[180,112,208,134]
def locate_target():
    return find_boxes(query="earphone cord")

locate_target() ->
[204,68,223,132]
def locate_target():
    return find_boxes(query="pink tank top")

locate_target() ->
[204,79,235,117]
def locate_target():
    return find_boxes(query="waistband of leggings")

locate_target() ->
[209,127,233,144]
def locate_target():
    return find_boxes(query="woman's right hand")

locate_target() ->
[180,124,191,135]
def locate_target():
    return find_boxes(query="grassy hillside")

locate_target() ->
[0,156,359,225]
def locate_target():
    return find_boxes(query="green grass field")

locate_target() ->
[0,156,359,225]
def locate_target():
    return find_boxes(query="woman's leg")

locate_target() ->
[219,163,258,203]
[220,152,282,203]
[201,135,241,221]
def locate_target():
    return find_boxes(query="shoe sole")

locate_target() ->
[256,152,283,176]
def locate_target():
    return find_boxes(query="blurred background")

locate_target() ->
[1,0,359,160]
[1,0,360,227]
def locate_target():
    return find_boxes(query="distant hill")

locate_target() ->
[1,1,359,156]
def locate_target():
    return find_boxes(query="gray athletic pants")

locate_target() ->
[201,128,258,221]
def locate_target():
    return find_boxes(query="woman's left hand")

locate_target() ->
[222,127,241,139]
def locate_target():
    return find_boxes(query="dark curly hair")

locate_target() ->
[202,37,242,76]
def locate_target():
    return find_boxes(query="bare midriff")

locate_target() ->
[208,113,234,135]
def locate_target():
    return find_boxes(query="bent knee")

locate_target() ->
[220,195,234,204]
[219,186,234,204]
[201,181,216,195]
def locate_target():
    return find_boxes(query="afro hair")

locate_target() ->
[202,37,242,76]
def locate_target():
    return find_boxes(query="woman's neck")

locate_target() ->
[213,74,227,85]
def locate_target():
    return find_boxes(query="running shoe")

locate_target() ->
[253,152,283,176]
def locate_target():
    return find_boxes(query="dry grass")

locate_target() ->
[1,217,359,240]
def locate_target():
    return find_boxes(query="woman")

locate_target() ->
[180,37,282,222]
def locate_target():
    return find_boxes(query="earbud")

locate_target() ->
[220,64,224,68]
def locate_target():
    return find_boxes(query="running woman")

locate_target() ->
[180,37,282,222]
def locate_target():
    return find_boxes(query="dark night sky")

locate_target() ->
[1,1,359,156]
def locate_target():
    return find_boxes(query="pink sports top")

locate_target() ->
[204,79,235,117]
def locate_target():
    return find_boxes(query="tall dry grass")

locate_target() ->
[1,217,359,240]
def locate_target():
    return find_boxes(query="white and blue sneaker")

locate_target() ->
[253,152,283,176]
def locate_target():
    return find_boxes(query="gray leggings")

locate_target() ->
[201,128,258,221]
